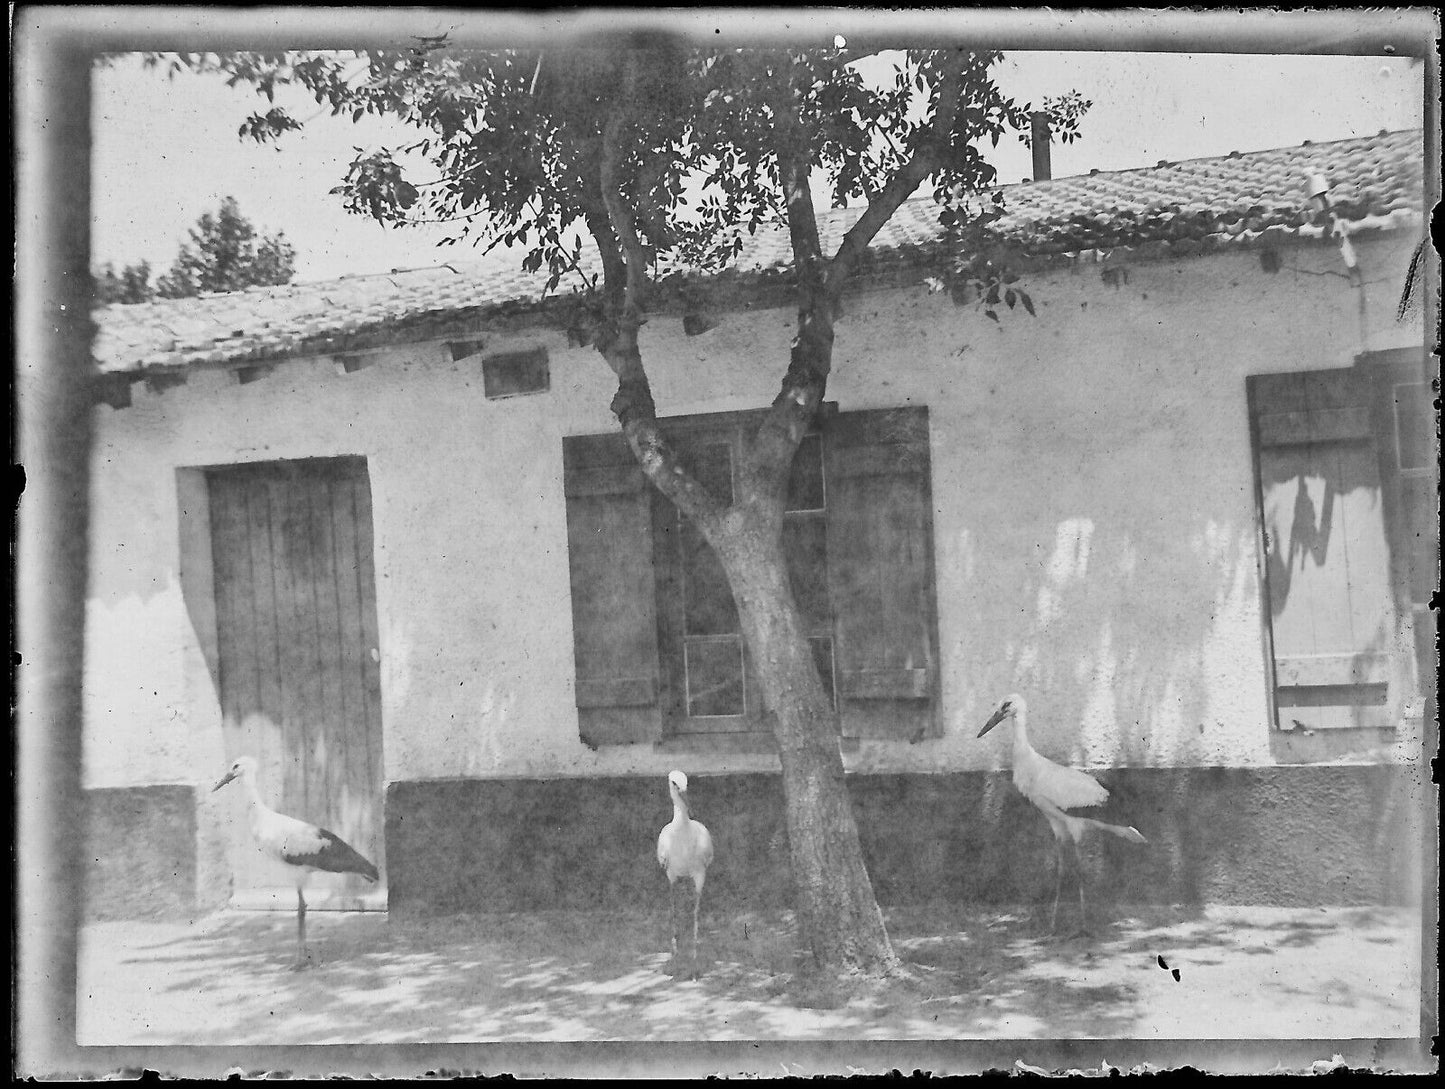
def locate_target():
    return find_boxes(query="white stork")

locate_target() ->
[656,769,714,977]
[978,694,1146,933]
[212,756,379,970]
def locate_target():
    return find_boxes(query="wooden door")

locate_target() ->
[208,456,385,906]
[1249,369,1408,729]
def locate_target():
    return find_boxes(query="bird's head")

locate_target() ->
[667,769,692,809]
[977,693,1026,738]
[212,755,258,793]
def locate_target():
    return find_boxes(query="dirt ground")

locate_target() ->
[78,902,1421,1046]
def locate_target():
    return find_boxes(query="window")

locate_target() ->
[562,405,940,749]
[1246,356,1434,731]
[654,425,835,731]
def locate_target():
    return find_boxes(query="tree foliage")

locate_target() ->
[92,195,297,304]
[142,44,1085,300]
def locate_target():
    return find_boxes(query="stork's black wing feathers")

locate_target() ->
[283,826,380,882]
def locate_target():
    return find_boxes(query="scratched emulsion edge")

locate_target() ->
[1417,5,1442,1059]
[22,4,1440,1079]
[15,10,90,1081]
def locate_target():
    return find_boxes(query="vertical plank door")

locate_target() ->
[207,456,385,906]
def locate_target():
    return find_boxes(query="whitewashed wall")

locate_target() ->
[83,233,1426,788]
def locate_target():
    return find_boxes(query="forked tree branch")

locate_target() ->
[751,59,965,513]
[599,110,653,338]
[595,51,725,531]
[827,59,965,295]
[743,65,833,517]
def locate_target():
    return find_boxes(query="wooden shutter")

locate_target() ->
[1248,368,1408,729]
[562,432,663,746]
[1362,349,1436,722]
[824,406,941,739]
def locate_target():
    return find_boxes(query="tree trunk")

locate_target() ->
[713,528,899,976]
[594,51,899,976]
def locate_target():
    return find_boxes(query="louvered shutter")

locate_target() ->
[824,406,941,739]
[562,433,663,746]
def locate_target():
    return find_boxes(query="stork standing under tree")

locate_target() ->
[212,756,380,970]
[977,695,1147,935]
[656,770,714,978]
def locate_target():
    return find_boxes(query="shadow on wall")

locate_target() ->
[1258,410,1397,624]
[956,493,1265,770]
[1258,441,1423,743]
[1268,471,1334,609]
[953,408,1421,769]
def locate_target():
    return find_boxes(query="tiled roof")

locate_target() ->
[93,129,1426,376]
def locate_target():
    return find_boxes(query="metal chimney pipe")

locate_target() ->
[1030,112,1052,182]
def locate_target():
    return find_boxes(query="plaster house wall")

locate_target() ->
[83,233,1426,795]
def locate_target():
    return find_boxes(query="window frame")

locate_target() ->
[648,406,840,745]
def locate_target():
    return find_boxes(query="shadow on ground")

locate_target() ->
[77,903,1420,1044]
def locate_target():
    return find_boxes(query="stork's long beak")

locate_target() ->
[676,788,691,817]
[212,769,238,793]
[977,707,1008,738]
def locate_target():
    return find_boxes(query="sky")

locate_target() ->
[90,48,1425,285]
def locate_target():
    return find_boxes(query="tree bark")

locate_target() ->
[712,528,899,975]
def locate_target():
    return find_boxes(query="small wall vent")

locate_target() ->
[482,346,550,399]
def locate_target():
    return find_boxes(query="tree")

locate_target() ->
[93,259,155,305]
[154,39,1086,978]
[154,196,297,298]
[91,196,297,304]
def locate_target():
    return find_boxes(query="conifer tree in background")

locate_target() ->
[92,259,155,305]
[93,196,297,304]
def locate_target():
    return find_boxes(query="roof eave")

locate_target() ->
[94,214,1422,379]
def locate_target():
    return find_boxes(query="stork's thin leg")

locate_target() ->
[291,888,309,971]
[1076,841,1089,935]
[690,881,703,979]
[668,881,680,963]
[1048,840,1065,933]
